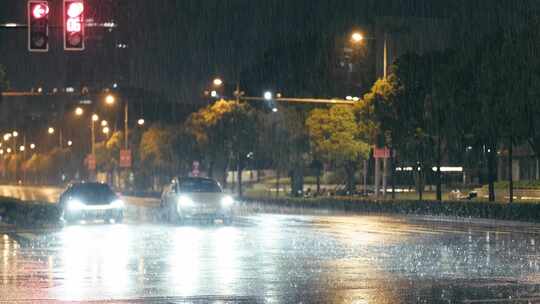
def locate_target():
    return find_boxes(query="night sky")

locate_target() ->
[1,0,536,104]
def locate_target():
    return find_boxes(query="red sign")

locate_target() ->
[85,154,96,171]
[119,149,132,168]
[374,147,391,159]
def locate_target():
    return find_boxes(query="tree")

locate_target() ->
[186,100,257,196]
[139,126,176,188]
[306,105,370,193]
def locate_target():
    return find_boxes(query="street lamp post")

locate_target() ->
[91,114,99,155]
[350,30,390,198]
[105,94,129,149]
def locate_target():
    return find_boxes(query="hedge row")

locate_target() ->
[242,197,540,222]
[0,197,60,226]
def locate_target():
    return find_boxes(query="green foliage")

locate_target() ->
[95,132,122,172]
[139,126,175,172]
[306,105,369,164]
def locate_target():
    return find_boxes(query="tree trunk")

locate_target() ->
[316,170,321,194]
[291,165,304,197]
[222,166,228,191]
[374,157,380,198]
[345,162,356,195]
[390,150,396,200]
[276,168,280,197]
[363,159,368,196]
[487,143,496,202]
[436,136,442,201]
[508,138,513,203]
[418,165,423,201]
[237,152,243,197]
[208,159,214,178]
[382,158,388,197]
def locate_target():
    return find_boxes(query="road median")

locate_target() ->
[242,196,540,222]
[0,196,61,227]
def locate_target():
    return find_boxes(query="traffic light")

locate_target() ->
[28,1,50,52]
[63,0,85,51]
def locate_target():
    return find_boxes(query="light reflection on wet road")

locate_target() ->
[2,214,540,303]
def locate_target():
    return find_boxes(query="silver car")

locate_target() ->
[161,177,235,224]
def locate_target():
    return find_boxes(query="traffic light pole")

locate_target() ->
[124,101,128,149]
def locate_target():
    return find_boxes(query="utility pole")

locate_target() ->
[124,101,129,149]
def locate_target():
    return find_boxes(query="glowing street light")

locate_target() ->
[0,149,3,155]
[137,118,145,126]
[101,120,108,127]
[105,94,115,105]
[264,91,273,100]
[351,32,364,43]
[75,107,84,116]
[67,140,73,147]
[210,90,218,98]
[92,114,99,121]
[102,126,110,134]
[2,133,10,141]
[213,78,223,87]
[30,143,36,150]
[272,107,278,113]
[12,131,18,137]
[6,148,11,153]
[19,145,25,152]
[48,127,55,134]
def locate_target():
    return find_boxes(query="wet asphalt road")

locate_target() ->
[2,186,540,303]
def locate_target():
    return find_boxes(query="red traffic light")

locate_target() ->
[64,0,85,50]
[28,1,50,52]
[67,2,84,18]
[32,3,49,19]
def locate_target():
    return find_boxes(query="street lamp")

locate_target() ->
[12,131,18,137]
[102,126,110,135]
[67,140,73,147]
[19,145,25,152]
[213,78,223,87]
[351,32,364,43]
[92,114,99,122]
[3,133,10,141]
[6,148,11,153]
[101,120,108,127]
[105,94,115,105]
[210,90,218,98]
[48,127,55,134]
[137,118,145,126]
[75,107,84,116]
[264,91,273,100]
[30,143,36,150]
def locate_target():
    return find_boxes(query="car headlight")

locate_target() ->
[177,195,194,207]
[221,195,234,207]
[67,199,85,211]
[111,199,125,209]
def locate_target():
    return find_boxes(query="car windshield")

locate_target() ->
[178,179,222,193]
[70,183,115,200]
